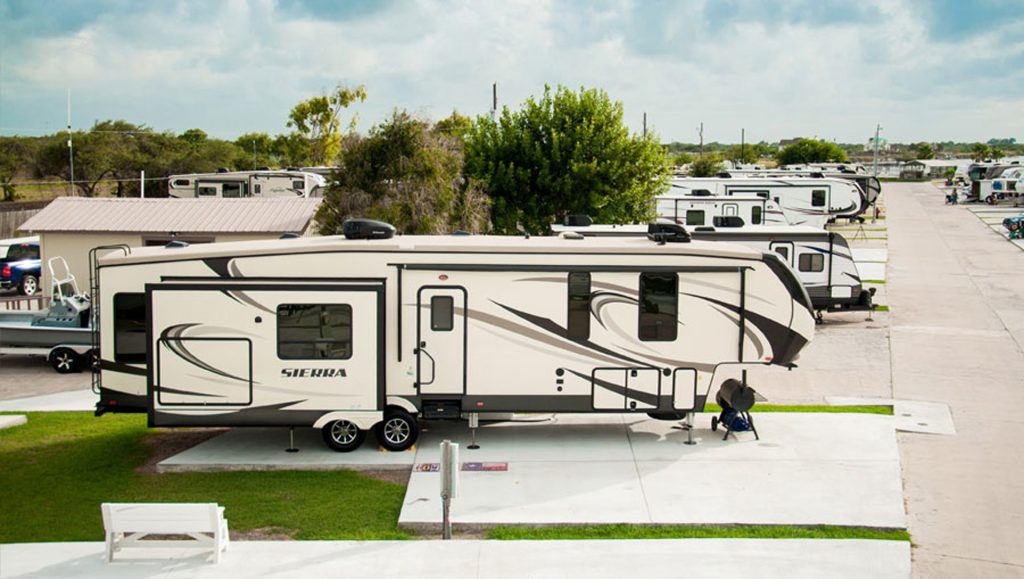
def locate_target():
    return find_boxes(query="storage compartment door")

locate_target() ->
[592,368,626,410]
[157,338,252,406]
[625,368,659,411]
[673,368,697,410]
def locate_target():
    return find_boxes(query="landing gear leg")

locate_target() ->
[815,311,824,325]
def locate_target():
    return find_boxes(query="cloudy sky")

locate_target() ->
[1,0,1021,144]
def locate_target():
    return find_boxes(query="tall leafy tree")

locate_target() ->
[775,138,848,165]
[234,132,275,170]
[464,85,670,234]
[316,110,490,235]
[287,85,367,166]
[0,137,35,201]
[688,154,725,177]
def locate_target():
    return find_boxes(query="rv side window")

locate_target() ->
[638,272,678,341]
[775,246,789,260]
[431,296,454,331]
[222,183,243,198]
[567,272,591,340]
[277,304,352,360]
[254,184,262,195]
[172,179,190,187]
[812,190,826,207]
[293,180,305,190]
[114,293,147,364]
[685,210,705,226]
[798,253,825,272]
[197,186,217,196]
[752,206,763,224]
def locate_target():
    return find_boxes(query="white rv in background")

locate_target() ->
[656,191,790,227]
[552,222,874,321]
[724,169,882,211]
[167,170,326,199]
[91,220,815,452]
[671,177,866,228]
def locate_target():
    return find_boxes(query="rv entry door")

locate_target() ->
[416,287,466,395]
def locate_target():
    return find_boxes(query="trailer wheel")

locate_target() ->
[19,275,38,296]
[49,347,80,374]
[322,420,366,452]
[376,409,419,452]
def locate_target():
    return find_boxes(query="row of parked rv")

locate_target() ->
[77,168,882,453]
[961,161,1023,205]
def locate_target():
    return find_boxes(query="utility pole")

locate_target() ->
[67,89,75,196]
[741,128,746,165]
[699,122,704,157]
[491,82,497,123]
[872,124,882,177]
[643,112,647,139]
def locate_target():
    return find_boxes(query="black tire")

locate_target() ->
[19,275,38,296]
[49,347,81,374]
[321,420,366,452]
[711,416,719,432]
[375,409,419,452]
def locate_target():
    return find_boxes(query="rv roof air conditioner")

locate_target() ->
[716,172,732,178]
[563,214,593,227]
[647,222,691,244]
[342,219,396,240]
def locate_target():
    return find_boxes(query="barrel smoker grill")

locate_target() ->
[711,375,760,441]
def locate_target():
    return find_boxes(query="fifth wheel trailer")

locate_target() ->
[91,221,815,451]
[671,177,866,228]
[656,192,790,227]
[167,170,326,199]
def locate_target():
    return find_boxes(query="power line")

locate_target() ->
[9,176,170,186]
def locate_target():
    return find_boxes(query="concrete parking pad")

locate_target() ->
[851,248,888,263]
[0,388,95,412]
[399,413,905,528]
[0,414,26,429]
[159,427,415,472]
[827,396,956,435]
[0,539,912,578]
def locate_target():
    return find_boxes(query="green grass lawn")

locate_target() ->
[703,404,892,415]
[0,412,409,543]
[488,524,909,541]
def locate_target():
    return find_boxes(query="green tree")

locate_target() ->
[688,154,725,177]
[315,110,490,235]
[272,132,311,167]
[912,142,935,160]
[287,85,367,166]
[776,138,848,165]
[726,144,759,165]
[971,143,991,161]
[464,85,670,234]
[234,132,274,170]
[668,151,693,168]
[179,128,208,146]
[0,137,34,201]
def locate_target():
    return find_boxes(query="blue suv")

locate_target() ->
[0,238,41,295]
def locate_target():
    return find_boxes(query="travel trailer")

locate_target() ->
[975,166,1023,204]
[670,177,867,228]
[91,220,815,452]
[656,191,790,227]
[551,222,874,321]
[724,169,882,212]
[167,170,326,199]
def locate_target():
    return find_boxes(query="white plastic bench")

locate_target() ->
[101,503,229,563]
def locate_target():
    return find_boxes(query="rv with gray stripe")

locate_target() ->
[551,223,874,320]
[671,176,866,228]
[91,220,815,452]
[655,192,790,227]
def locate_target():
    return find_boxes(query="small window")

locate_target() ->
[293,180,305,190]
[197,186,217,196]
[638,272,678,341]
[685,210,705,226]
[713,216,744,228]
[254,184,262,195]
[773,196,781,205]
[114,293,147,363]
[567,272,591,340]
[812,189,826,207]
[222,183,243,198]
[798,253,825,272]
[752,206,763,225]
[430,296,454,331]
[277,304,352,359]
[172,179,191,187]
[775,246,790,261]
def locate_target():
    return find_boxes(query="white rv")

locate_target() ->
[91,220,815,451]
[657,190,790,227]
[167,170,326,199]
[552,222,874,321]
[724,169,882,212]
[671,177,866,228]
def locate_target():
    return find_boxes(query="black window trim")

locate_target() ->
[276,303,354,360]
[567,271,591,340]
[430,295,455,332]
[638,272,679,342]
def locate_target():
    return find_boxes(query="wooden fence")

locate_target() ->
[0,200,49,238]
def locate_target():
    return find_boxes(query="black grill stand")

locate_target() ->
[721,410,759,442]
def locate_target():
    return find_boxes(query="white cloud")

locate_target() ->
[1,0,1021,142]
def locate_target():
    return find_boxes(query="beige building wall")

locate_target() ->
[38,232,282,298]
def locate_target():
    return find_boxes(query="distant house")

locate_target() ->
[18,197,322,296]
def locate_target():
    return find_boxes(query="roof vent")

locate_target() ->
[647,222,691,243]
[280,232,300,239]
[165,240,189,249]
[563,214,593,227]
[716,172,732,178]
[559,231,585,240]
[342,219,396,240]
